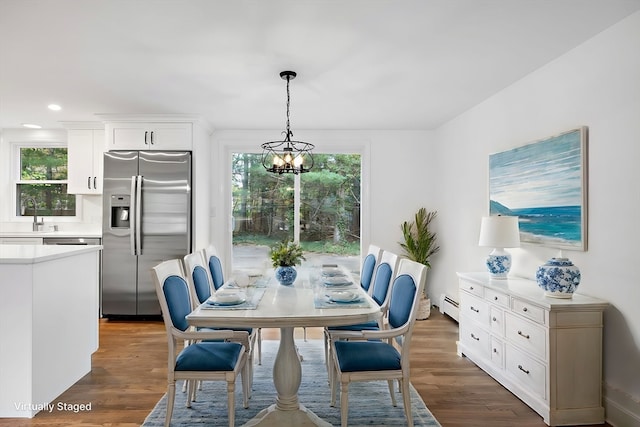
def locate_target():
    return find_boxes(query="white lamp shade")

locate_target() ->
[478,216,520,248]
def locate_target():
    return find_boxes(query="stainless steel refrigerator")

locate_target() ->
[102,151,191,317]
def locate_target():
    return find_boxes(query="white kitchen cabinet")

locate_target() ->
[105,122,192,150]
[457,272,608,426]
[67,129,105,194]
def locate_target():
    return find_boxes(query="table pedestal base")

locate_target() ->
[242,403,332,427]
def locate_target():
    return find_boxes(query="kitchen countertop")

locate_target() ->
[0,230,102,238]
[0,244,102,264]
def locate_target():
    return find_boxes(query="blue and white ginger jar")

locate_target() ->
[535,258,581,298]
[275,266,297,286]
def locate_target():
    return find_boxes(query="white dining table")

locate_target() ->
[186,268,381,427]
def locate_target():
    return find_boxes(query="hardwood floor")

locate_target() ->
[0,310,609,427]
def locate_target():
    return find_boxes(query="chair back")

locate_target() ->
[183,251,214,306]
[151,259,192,334]
[202,245,225,290]
[387,258,427,333]
[360,244,382,293]
[370,250,399,309]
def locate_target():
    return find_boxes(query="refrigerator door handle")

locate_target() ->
[135,175,143,255]
[130,176,137,256]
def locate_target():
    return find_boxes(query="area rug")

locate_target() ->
[143,339,441,426]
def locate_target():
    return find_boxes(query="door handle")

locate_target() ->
[150,131,154,145]
[93,176,97,189]
[144,131,149,145]
[87,177,91,190]
[135,175,143,255]
[130,176,137,255]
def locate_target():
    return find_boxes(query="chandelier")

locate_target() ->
[261,71,314,174]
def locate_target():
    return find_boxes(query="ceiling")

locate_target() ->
[1,0,639,131]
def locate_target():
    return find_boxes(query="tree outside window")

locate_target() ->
[16,147,76,217]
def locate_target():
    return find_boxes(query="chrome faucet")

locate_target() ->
[25,197,44,231]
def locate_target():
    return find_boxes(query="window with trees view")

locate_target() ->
[16,146,76,217]
[232,153,361,255]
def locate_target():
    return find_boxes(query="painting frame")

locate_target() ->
[489,127,588,251]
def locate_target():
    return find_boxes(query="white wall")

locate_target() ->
[431,11,640,425]
[209,129,435,277]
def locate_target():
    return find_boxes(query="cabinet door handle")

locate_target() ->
[492,317,497,322]
[87,177,91,189]
[470,306,479,313]
[522,307,528,312]
[144,131,149,145]
[518,364,530,374]
[517,330,530,339]
[150,131,154,145]
[493,348,498,353]
[470,333,480,341]
[93,177,97,189]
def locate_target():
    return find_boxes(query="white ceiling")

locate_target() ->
[1,0,639,131]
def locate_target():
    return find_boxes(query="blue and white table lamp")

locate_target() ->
[478,215,520,279]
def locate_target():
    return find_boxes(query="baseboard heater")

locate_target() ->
[439,294,459,322]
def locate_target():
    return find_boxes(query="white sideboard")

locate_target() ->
[456,272,608,426]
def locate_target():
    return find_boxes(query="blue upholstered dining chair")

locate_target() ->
[323,250,400,367]
[328,258,427,427]
[201,244,263,365]
[360,244,382,294]
[183,251,257,387]
[151,259,251,427]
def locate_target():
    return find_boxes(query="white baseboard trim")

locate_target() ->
[604,385,640,427]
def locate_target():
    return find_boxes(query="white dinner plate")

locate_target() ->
[206,292,246,306]
[327,290,362,303]
[323,277,353,286]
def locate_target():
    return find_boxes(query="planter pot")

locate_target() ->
[417,296,431,320]
[536,257,581,298]
[275,266,297,286]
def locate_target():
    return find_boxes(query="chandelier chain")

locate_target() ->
[285,74,292,140]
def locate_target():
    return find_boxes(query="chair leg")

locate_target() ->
[227,379,236,427]
[340,381,350,427]
[329,360,338,407]
[241,362,250,409]
[401,379,414,427]
[388,379,397,407]
[257,328,262,365]
[186,380,195,407]
[165,381,176,427]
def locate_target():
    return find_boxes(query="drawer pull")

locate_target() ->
[522,307,528,312]
[517,330,530,339]
[470,333,480,341]
[492,317,497,322]
[518,364,530,374]
[493,348,498,353]
[469,286,474,290]
[470,306,480,313]
[494,296,498,301]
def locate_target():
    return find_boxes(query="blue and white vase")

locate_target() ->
[275,266,297,286]
[536,258,581,298]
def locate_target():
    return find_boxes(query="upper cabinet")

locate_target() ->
[105,122,192,151]
[66,127,106,195]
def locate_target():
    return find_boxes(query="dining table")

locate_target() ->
[186,265,382,427]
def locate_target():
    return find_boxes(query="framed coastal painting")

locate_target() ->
[489,127,588,251]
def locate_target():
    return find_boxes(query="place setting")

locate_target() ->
[202,286,266,310]
[314,288,370,309]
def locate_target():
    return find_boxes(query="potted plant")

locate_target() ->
[399,207,440,319]
[269,239,306,285]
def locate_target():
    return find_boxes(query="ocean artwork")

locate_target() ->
[489,127,588,250]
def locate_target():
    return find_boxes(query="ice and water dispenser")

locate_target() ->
[110,195,130,228]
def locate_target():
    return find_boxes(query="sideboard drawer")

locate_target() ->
[460,293,490,327]
[460,279,483,297]
[505,312,547,360]
[512,297,545,325]
[506,345,547,400]
[485,288,509,308]
[460,320,491,359]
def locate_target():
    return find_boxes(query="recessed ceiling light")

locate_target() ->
[22,123,42,129]
[48,104,62,111]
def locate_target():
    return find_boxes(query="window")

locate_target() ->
[15,145,77,218]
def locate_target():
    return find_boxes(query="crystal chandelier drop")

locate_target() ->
[261,71,314,174]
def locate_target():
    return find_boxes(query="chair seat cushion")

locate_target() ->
[328,320,379,331]
[175,342,243,371]
[334,341,401,372]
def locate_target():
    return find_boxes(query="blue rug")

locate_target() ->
[143,339,441,426]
